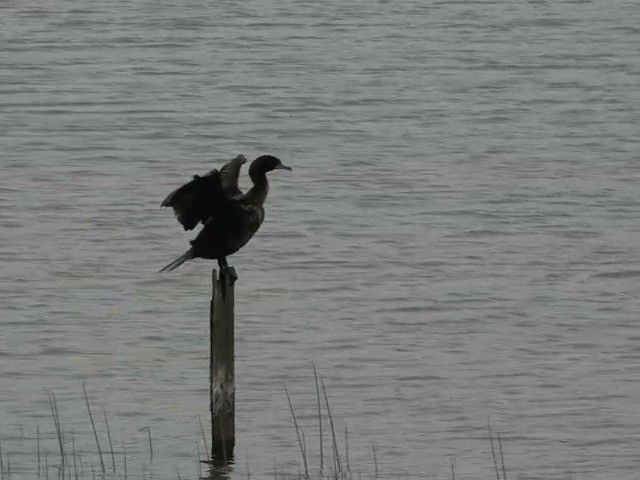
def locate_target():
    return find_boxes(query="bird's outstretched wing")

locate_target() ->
[161,169,228,231]
[161,155,246,231]
[219,154,247,198]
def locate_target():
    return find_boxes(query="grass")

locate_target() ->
[0,378,569,480]
[279,370,515,480]
[83,383,105,476]
[0,387,201,480]
[487,420,508,480]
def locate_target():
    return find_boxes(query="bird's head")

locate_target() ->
[249,155,292,181]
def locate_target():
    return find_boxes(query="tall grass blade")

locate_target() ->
[138,427,153,463]
[284,386,309,479]
[313,364,324,475]
[245,449,251,480]
[103,411,116,473]
[372,445,378,479]
[81,384,105,475]
[488,420,500,480]
[0,439,5,480]
[498,433,507,480]
[195,441,202,479]
[301,429,307,472]
[198,415,210,462]
[122,439,127,480]
[320,378,341,476]
[37,424,41,480]
[49,393,65,479]
[344,425,351,476]
[72,434,78,480]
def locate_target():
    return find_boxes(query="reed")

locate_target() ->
[0,377,530,480]
[0,439,5,480]
[104,411,116,473]
[344,425,351,476]
[498,432,507,480]
[313,364,324,475]
[488,420,500,480]
[245,449,252,480]
[320,378,341,477]
[122,438,127,480]
[37,424,41,480]
[138,426,153,463]
[372,445,378,479]
[195,441,202,478]
[301,429,308,474]
[198,415,210,463]
[71,433,78,480]
[48,392,64,478]
[82,383,105,475]
[284,385,309,479]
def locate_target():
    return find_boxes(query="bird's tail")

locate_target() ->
[159,249,194,272]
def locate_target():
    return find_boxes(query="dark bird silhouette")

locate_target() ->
[160,154,291,273]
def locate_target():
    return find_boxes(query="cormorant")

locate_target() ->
[159,154,291,273]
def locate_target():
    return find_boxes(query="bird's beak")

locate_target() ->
[276,163,292,171]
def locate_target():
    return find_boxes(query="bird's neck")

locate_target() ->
[245,173,269,206]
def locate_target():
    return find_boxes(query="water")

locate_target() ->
[1,0,639,478]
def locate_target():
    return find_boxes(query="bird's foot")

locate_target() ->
[217,258,238,282]
[222,266,238,282]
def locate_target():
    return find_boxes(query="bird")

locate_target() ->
[160,154,291,274]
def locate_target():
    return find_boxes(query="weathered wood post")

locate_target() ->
[209,267,236,463]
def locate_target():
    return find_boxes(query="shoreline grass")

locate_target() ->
[0,377,567,480]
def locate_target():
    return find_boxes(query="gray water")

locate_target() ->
[2,0,640,478]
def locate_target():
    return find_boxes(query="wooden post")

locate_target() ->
[209,267,236,464]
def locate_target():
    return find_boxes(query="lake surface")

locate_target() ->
[1,0,639,478]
